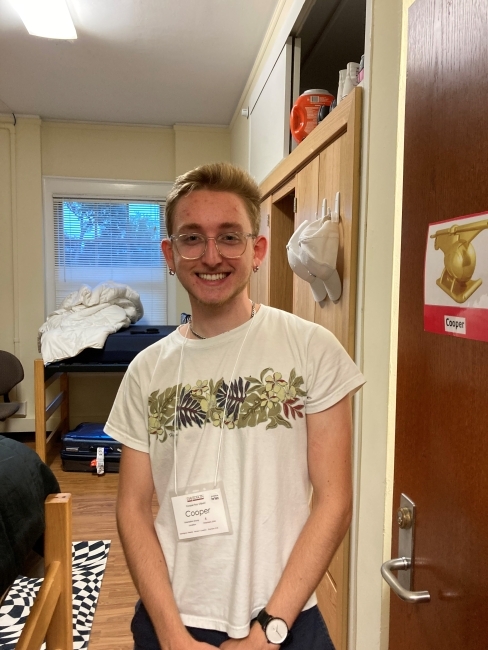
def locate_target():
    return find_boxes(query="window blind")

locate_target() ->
[53,197,167,325]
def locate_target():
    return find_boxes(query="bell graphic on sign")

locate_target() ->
[430,219,488,303]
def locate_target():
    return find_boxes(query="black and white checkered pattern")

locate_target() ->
[0,540,110,650]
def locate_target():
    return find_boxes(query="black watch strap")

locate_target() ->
[256,608,290,644]
[256,608,273,630]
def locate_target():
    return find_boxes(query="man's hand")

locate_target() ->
[219,622,274,649]
[167,637,216,650]
[219,640,272,649]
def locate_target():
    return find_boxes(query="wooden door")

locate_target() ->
[388,1,488,648]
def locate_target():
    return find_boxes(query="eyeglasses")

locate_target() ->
[169,232,256,260]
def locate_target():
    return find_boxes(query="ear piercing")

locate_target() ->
[253,266,259,273]
[169,269,176,276]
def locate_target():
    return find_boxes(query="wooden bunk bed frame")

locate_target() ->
[16,493,72,650]
[34,359,70,464]
[34,357,129,462]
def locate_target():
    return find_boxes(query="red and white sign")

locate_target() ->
[424,211,488,342]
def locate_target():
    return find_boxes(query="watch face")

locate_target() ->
[265,617,288,644]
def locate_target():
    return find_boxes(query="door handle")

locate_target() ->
[381,557,430,603]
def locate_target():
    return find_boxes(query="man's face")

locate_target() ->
[162,190,267,310]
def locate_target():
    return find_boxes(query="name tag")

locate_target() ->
[171,483,232,541]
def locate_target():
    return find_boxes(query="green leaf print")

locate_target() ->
[147,367,306,441]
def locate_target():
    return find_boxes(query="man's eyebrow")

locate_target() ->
[177,222,245,232]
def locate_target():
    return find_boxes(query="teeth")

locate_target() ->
[198,273,227,280]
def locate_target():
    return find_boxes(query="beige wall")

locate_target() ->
[0,118,44,430]
[230,110,249,172]
[0,117,230,432]
[174,124,231,177]
[0,123,15,358]
[41,121,176,181]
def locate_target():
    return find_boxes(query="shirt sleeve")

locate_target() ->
[304,325,365,414]
[104,357,150,453]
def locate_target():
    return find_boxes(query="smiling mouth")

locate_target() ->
[197,273,229,281]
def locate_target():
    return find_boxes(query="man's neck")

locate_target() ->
[186,295,257,339]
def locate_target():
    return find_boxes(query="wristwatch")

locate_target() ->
[256,608,290,644]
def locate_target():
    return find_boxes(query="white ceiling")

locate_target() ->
[0,0,280,126]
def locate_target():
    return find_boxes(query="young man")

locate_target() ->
[105,162,365,650]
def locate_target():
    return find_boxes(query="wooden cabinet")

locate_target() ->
[294,158,320,322]
[251,87,362,650]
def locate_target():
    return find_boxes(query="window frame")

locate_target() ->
[42,176,176,323]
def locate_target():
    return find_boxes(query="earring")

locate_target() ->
[253,266,259,273]
[169,269,176,276]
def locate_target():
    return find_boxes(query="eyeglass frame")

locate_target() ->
[169,232,256,260]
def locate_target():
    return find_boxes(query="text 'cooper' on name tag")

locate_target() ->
[171,484,231,541]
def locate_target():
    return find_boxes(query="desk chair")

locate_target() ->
[0,350,24,421]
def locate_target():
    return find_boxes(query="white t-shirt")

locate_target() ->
[105,305,365,637]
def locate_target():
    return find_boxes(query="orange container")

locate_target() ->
[290,89,334,143]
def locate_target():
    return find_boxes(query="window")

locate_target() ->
[43,178,176,325]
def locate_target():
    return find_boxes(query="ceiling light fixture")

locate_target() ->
[9,0,77,39]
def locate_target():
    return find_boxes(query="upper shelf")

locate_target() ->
[260,87,362,199]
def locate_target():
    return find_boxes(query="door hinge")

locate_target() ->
[267,214,270,227]
[293,197,298,213]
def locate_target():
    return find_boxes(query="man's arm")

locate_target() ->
[221,394,353,649]
[117,445,215,650]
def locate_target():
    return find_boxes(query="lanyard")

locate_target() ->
[173,312,256,496]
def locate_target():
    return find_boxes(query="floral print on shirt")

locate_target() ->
[148,368,307,442]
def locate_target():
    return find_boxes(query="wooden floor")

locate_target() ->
[47,445,138,649]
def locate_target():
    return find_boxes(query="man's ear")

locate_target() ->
[161,239,175,273]
[252,235,268,269]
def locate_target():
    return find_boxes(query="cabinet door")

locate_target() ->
[259,89,362,650]
[294,158,319,321]
[314,131,359,353]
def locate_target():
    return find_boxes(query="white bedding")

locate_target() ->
[38,283,144,364]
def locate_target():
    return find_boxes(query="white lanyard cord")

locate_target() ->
[173,311,256,495]
[213,314,256,487]
[173,324,189,495]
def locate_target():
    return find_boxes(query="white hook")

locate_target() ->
[332,191,340,223]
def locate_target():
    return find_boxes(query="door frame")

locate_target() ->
[351,0,415,649]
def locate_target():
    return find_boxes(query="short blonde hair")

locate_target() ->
[165,162,261,236]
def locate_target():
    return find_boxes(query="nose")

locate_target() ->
[201,237,223,265]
